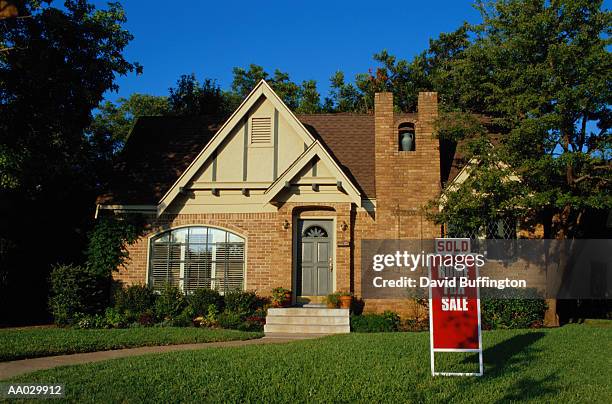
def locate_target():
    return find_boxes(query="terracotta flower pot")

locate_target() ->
[339,295,352,309]
[283,292,292,307]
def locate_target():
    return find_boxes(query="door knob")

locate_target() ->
[329,257,333,272]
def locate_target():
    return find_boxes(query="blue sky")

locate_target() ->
[95,0,484,103]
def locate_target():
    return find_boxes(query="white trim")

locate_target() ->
[263,141,362,207]
[98,204,157,210]
[95,204,156,218]
[157,80,317,216]
[433,348,481,353]
[442,157,521,206]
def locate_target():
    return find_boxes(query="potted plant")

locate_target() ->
[271,287,292,307]
[326,292,340,308]
[339,292,353,309]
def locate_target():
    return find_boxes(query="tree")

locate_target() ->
[168,74,228,116]
[91,94,169,145]
[429,0,611,325]
[0,0,139,324]
[231,64,322,112]
[331,25,470,113]
[231,64,268,99]
[329,71,363,112]
[434,0,611,239]
[295,80,322,114]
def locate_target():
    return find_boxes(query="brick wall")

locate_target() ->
[374,92,441,239]
[115,212,286,294]
[357,92,442,315]
[114,203,353,298]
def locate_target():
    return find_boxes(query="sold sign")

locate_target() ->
[429,238,483,376]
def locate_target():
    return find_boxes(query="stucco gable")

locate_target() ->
[264,141,362,207]
[158,80,320,215]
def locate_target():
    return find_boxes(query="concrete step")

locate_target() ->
[264,324,350,334]
[267,308,348,317]
[301,303,327,308]
[264,307,350,335]
[263,333,331,340]
[266,315,349,326]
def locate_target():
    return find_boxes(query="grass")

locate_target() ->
[581,319,612,328]
[0,327,263,361]
[6,324,611,402]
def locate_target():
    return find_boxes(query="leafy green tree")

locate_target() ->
[296,80,322,114]
[168,73,228,116]
[329,71,363,112]
[90,94,169,146]
[428,0,611,325]
[433,0,611,241]
[269,69,300,110]
[0,0,139,323]
[230,64,321,112]
[0,0,140,191]
[231,64,268,98]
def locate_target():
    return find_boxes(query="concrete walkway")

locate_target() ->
[0,335,317,380]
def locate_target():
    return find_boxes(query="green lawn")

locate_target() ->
[6,324,611,402]
[0,327,263,361]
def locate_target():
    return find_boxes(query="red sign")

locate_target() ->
[430,239,480,350]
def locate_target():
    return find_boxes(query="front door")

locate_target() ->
[297,219,333,298]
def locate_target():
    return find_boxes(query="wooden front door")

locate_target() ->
[297,219,333,297]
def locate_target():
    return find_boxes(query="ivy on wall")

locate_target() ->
[86,215,145,277]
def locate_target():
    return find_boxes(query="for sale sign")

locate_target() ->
[429,238,483,376]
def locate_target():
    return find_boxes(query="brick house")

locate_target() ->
[97,80,462,320]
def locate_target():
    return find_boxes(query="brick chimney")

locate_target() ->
[374,91,441,239]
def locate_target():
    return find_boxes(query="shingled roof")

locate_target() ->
[97,113,467,206]
[296,114,375,198]
[97,116,225,205]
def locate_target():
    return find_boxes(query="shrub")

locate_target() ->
[482,299,547,329]
[240,308,267,332]
[350,311,401,333]
[103,307,128,328]
[195,304,219,327]
[137,310,156,326]
[73,313,106,329]
[188,289,224,316]
[113,284,156,321]
[155,283,186,321]
[238,319,264,332]
[171,306,196,327]
[400,318,429,332]
[218,310,244,329]
[224,290,261,316]
[49,264,109,326]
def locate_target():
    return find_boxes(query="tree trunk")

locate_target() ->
[544,204,574,327]
[544,298,559,327]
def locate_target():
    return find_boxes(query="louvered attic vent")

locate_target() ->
[251,117,272,144]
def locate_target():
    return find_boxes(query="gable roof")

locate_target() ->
[96,115,224,205]
[264,141,362,206]
[297,114,375,199]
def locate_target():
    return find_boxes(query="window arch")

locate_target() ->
[303,225,328,238]
[149,226,245,293]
